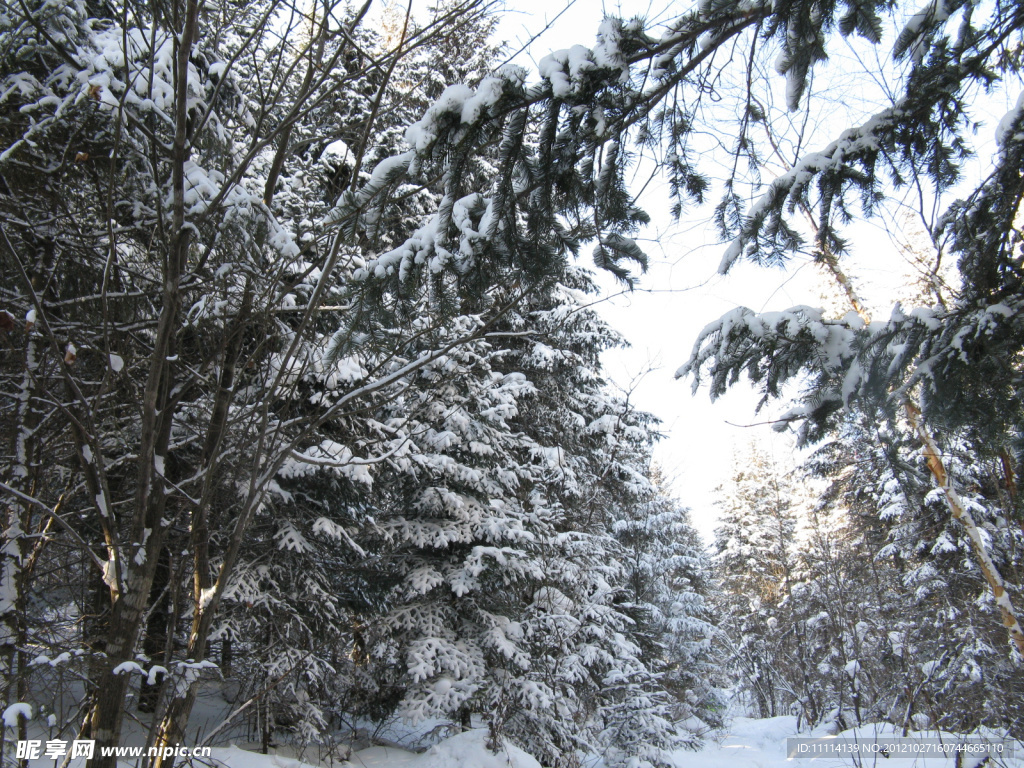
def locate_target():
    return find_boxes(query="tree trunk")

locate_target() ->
[87,555,168,767]
[2,326,44,767]
[904,400,1024,659]
[139,548,171,714]
[220,638,232,677]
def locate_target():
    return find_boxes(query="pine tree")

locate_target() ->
[712,444,799,719]
[612,469,723,728]
[679,0,1024,654]
[333,270,688,766]
[711,417,1024,734]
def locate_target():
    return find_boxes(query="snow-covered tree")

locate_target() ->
[713,421,1024,734]
[5,0,1023,759]
[613,470,723,727]
[712,444,800,719]
[800,415,1024,733]
[320,270,689,767]
[679,0,1024,656]
[0,0,517,763]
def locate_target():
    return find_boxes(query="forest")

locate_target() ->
[0,0,1022,766]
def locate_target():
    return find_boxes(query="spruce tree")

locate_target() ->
[712,445,799,719]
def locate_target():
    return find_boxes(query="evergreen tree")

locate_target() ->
[802,415,1024,733]
[0,0,515,762]
[679,0,1024,650]
[712,445,799,719]
[712,423,1024,734]
[613,469,723,728]
[331,270,689,766]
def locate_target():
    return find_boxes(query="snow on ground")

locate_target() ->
[686,716,803,768]
[339,730,541,768]
[679,716,1023,768]
[167,731,540,768]
[9,712,1022,768]
[335,717,1023,768]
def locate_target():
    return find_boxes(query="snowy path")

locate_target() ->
[685,716,801,768]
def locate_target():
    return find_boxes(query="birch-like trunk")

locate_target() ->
[817,233,1024,660]
[2,309,44,767]
[903,400,1024,658]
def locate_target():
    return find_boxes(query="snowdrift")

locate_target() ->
[204,730,540,768]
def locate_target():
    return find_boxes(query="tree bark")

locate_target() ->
[2,313,45,768]
[139,547,171,714]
